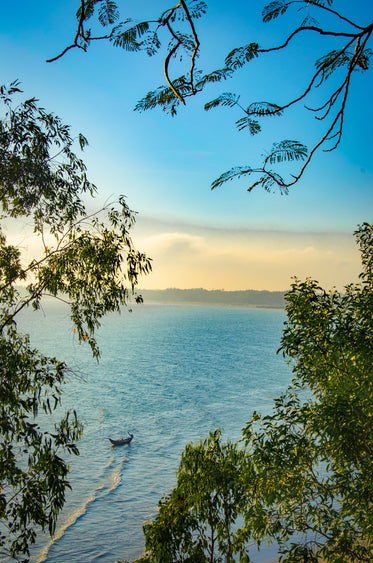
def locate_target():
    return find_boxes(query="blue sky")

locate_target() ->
[1,0,372,289]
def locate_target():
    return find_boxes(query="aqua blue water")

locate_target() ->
[16,303,292,563]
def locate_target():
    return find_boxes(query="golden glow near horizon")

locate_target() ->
[1,0,371,299]
[133,218,361,292]
[6,216,361,293]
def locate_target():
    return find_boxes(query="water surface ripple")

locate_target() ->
[16,304,291,563]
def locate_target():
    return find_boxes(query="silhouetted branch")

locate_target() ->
[46,0,88,62]
[180,0,200,94]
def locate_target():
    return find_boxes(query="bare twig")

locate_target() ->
[257,26,358,57]
[304,0,365,30]
[163,4,186,104]
[179,0,200,94]
[46,0,87,62]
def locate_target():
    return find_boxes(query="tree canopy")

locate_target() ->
[0,81,151,560]
[135,222,373,562]
[137,430,248,563]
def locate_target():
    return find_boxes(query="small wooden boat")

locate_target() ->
[108,434,134,447]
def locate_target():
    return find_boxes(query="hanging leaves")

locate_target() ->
[245,102,283,116]
[211,166,254,190]
[235,116,261,134]
[265,140,308,164]
[110,21,150,51]
[225,42,259,70]
[262,1,292,22]
[204,92,240,110]
[98,0,119,26]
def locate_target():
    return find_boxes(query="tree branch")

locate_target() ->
[163,5,187,105]
[46,0,87,62]
[304,0,365,31]
[257,26,358,58]
[179,0,200,94]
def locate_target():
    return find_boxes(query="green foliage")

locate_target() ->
[262,1,292,23]
[234,117,261,134]
[128,0,369,192]
[266,140,308,164]
[0,83,94,231]
[211,140,308,193]
[134,67,236,116]
[195,69,233,88]
[205,97,283,154]
[136,430,249,563]
[224,43,259,70]
[240,222,373,561]
[166,1,208,22]
[315,48,373,79]
[67,0,207,62]
[110,21,151,52]
[204,93,241,111]
[0,327,82,558]
[245,102,283,117]
[0,81,151,560]
[211,166,254,191]
[135,224,373,562]
[98,0,119,26]
[204,1,372,192]
[135,76,196,116]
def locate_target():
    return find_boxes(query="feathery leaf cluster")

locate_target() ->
[63,0,370,195]
[47,1,372,193]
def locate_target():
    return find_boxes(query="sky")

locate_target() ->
[1,0,372,291]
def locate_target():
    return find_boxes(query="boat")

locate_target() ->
[108,434,134,446]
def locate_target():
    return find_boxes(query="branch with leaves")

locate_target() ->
[0,81,151,559]
[45,1,372,194]
[47,0,206,106]
[205,1,373,192]
[126,1,373,193]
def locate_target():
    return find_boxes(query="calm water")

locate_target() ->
[15,303,292,563]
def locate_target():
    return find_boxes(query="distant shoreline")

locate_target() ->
[15,286,286,310]
[138,288,286,309]
[140,301,284,310]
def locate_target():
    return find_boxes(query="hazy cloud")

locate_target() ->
[144,232,207,256]
[136,219,362,291]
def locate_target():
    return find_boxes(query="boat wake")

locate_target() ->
[36,493,97,563]
[36,457,126,562]
[108,462,124,492]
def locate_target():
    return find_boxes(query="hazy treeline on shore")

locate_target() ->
[140,288,285,308]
